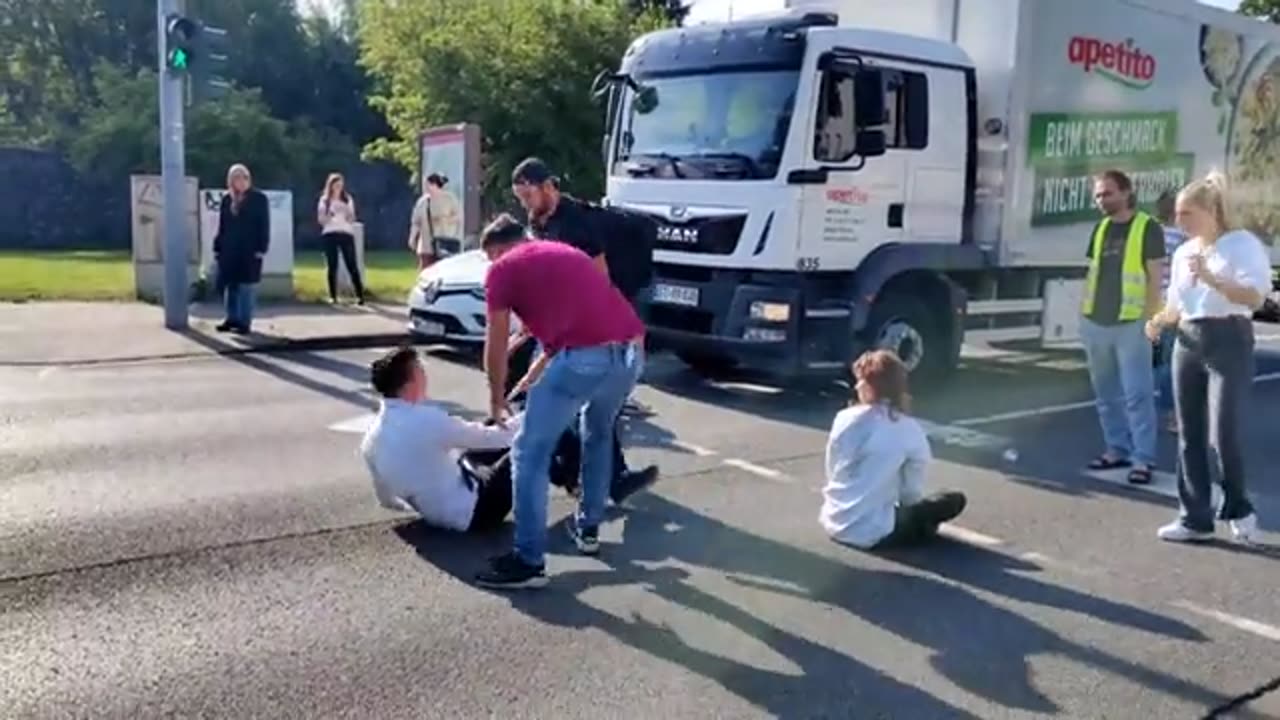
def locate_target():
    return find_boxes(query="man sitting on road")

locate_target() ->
[360,347,520,533]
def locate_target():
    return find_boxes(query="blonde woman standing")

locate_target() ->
[318,172,365,304]
[1145,172,1269,544]
[213,164,270,334]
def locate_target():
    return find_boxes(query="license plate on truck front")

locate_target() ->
[653,283,699,307]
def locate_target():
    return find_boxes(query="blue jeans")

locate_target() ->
[1155,328,1176,414]
[224,282,256,329]
[511,342,643,566]
[1080,318,1157,467]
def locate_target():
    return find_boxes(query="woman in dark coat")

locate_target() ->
[213,163,270,334]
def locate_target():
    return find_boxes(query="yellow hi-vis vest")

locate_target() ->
[1082,211,1151,321]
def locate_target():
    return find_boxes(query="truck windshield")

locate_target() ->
[614,70,798,180]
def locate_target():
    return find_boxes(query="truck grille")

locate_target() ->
[645,213,747,255]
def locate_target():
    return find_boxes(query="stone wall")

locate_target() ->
[0,147,417,252]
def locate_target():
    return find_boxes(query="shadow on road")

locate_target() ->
[395,494,1245,718]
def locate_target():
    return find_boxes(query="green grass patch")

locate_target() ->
[0,249,421,303]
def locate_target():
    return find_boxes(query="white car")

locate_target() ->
[406,249,522,343]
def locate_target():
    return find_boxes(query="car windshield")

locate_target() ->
[614,70,798,180]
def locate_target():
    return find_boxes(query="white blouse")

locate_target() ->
[1166,229,1271,320]
[319,196,357,236]
[819,403,932,548]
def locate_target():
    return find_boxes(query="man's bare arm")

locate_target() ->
[484,308,511,417]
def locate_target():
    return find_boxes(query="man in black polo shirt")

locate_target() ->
[510,157,659,498]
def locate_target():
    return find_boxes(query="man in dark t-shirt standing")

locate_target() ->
[1079,169,1165,485]
[509,157,659,494]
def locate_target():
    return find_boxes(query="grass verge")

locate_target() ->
[0,249,420,303]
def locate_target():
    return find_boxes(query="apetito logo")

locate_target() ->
[1067,36,1156,89]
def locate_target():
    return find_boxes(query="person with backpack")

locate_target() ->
[509,157,659,494]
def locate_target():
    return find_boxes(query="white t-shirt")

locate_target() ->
[360,399,518,531]
[819,404,931,548]
[319,196,357,236]
[1166,229,1271,320]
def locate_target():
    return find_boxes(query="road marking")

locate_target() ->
[951,370,1280,429]
[1173,601,1280,642]
[951,400,1096,427]
[668,440,718,457]
[36,366,58,380]
[939,524,1003,547]
[918,420,1010,450]
[1019,551,1099,576]
[329,413,375,434]
[1084,468,1224,507]
[722,458,792,482]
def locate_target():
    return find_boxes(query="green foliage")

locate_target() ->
[1239,0,1280,23]
[68,63,357,194]
[358,0,670,208]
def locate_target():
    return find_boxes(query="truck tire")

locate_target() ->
[861,293,953,388]
[677,351,738,377]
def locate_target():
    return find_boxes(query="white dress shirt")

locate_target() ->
[360,399,517,531]
[819,403,932,549]
[1166,229,1271,320]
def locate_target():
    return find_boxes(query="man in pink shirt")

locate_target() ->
[476,214,648,589]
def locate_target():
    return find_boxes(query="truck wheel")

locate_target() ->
[862,293,953,388]
[677,351,738,377]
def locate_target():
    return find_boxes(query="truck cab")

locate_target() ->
[602,11,984,382]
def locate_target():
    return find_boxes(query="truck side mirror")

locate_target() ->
[853,69,887,128]
[856,129,887,158]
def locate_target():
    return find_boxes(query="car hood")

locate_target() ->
[418,249,489,288]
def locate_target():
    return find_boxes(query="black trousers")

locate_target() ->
[461,449,513,532]
[323,232,364,300]
[878,492,968,547]
[1173,317,1256,531]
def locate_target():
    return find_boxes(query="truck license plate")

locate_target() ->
[653,283,699,307]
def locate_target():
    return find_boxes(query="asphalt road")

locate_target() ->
[2,337,1279,719]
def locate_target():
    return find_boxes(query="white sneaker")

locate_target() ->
[1157,521,1215,543]
[1229,514,1259,545]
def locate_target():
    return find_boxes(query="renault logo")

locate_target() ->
[657,225,699,244]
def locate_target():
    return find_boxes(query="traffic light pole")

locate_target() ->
[156,0,188,330]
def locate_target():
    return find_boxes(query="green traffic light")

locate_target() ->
[169,47,189,70]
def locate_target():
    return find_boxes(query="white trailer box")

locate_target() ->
[805,0,1280,267]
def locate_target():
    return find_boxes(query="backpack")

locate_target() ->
[566,197,656,298]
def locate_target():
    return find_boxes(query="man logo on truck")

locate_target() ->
[1068,36,1157,90]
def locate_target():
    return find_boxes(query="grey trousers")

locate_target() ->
[1173,316,1256,531]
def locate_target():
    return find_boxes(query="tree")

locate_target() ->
[1239,0,1280,23]
[358,0,669,208]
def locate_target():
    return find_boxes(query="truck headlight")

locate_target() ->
[749,301,790,323]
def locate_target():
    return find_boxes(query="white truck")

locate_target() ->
[598,0,1280,384]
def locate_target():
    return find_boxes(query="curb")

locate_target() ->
[0,332,422,368]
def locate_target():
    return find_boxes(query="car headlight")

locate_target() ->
[419,278,442,304]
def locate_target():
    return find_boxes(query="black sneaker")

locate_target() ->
[215,321,233,332]
[610,465,659,505]
[475,552,547,590]
[565,516,600,555]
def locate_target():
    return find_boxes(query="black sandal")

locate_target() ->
[1087,456,1132,470]
[1127,467,1153,485]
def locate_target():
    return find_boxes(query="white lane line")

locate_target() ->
[939,524,1004,547]
[918,420,1011,450]
[329,413,375,434]
[951,400,1095,427]
[668,440,719,457]
[1019,551,1099,576]
[722,457,792,483]
[952,370,1280,428]
[1084,468,1225,507]
[36,366,58,380]
[1172,600,1280,642]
